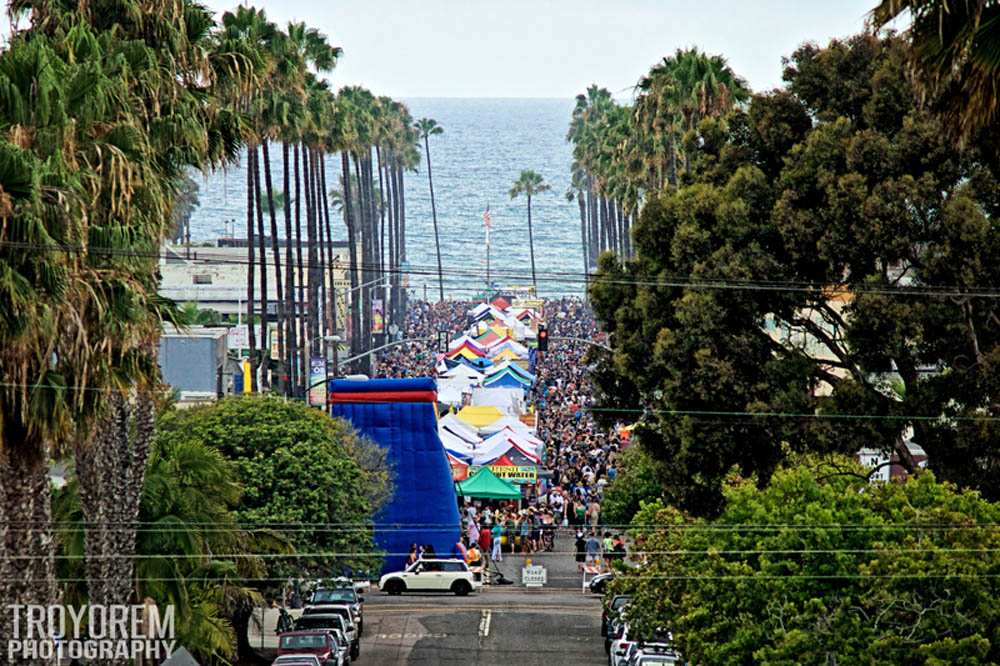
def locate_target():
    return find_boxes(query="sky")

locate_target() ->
[200,0,881,99]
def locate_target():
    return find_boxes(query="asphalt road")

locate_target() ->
[361,588,605,665]
[357,530,608,665]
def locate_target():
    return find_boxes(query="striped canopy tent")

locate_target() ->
[512,308,540,323]
[490,347,523,363]
[473,328,503,346]
[484,360,535,383]
[440,428,475,460]
[439,414,483,445]
[472,432,540,466]
[479,415,539,439]
[468,303,506,324]
[483,370,532,391]
[480,430,541,463]
[446,343,487,362]
[456,405,504,430]
[448,335,487,355]
[488,339,529,360]
[484,334,515,350]
[440,364,485,382]
[455,356,493,372]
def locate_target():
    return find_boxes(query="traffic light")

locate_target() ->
[537,325,549,352]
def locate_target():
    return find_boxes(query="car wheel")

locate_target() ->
[451,580,472,596]
[384,578,405,596]
[351,640,360,660]
[358,618,364,636]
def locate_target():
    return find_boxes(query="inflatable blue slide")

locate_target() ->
[328,377,461,574]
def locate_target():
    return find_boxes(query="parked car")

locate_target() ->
[276,630,348,666]
[306,586,366,635]
[293,612,360,661]
[625,640,682,666]
[272,655,322,666]
[379,558,480,596]
[589,572,615,594]
[601,594,631,638]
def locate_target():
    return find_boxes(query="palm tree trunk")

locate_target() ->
[253,145,270,390]
[320,155,336,343]
[343,152,362,362]
[262,141,285,372]
[304,147,319,360]
[424,136,444,302]
[397,162,408,320]
[384,153,396,334]
[578,190,588,278]
[246,145,257,391]
[75,390,154,635]
[282,141,298,398]
[376,146,387,300]
[359,153,375,374]
[527,192,537,288]
[0,431,57,666]
[294,143,307,397]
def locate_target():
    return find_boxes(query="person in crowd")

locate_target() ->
[453,539,468,561]
[467,517,480,546]
[585,531,602,567]
[407,543,419,566]
[478,523,493,568]
[466,542,482,568]
[575,530,587,572]
[491,521,503,562]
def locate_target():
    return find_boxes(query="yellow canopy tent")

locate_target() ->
[456,405,504,429]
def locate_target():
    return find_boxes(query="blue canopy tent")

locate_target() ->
[328,377,461,574]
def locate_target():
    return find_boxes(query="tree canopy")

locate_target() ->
[614,459,1000,664]
[154,396,393,577]
[591,33,1000,516]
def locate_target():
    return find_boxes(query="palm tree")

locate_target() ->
[509,170,551,288]
[872,0,1000,142]
[1,0,243,633]
[415,117,445,302]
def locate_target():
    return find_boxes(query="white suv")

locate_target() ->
[379,558,481,596]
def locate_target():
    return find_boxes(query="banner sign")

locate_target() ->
[521,565,547,587]
[308,356,326,407]
[372,299,385,334]
[227,324,248,350]
[485,464,537,484]
[450,461,469,481]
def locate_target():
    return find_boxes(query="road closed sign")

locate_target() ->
[521,565,547,588]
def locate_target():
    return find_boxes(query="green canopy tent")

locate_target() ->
[455,466,522,500]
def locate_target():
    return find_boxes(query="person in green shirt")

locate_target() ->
[490,522,503,562]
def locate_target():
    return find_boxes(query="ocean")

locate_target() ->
[186,97,585,297]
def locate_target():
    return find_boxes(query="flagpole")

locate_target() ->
[485,203,491,294]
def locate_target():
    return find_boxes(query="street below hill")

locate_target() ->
[362,587,605,665]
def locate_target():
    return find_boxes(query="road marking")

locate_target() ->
[479,609,492,639]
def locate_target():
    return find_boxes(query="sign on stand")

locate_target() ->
[521,565,547,588]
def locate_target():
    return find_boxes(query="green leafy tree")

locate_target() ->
[155,395,393,577]
[591,33,1000,516]
[614,459,1000,664]
[55,434,282,662]
[600,445,664,526]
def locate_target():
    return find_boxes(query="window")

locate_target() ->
[420,561,443,572]
[442,561,467,572]
[192,273,212,285]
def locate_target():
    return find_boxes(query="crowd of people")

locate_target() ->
[372,296,631,569]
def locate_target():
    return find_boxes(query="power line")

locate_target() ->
[5,548,1000,560]
[4,239,1000,298]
